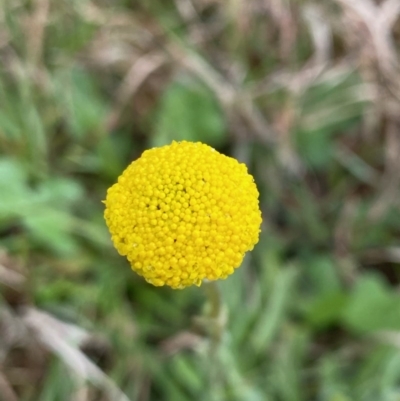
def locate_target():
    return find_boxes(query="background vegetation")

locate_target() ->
[1,0,400,400]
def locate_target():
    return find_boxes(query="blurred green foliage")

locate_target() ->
[153,76,226,147]
[1,1,400,401]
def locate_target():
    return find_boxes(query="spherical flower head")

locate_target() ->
[104,141,262,289]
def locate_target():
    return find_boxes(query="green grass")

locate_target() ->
[1,0,400,400]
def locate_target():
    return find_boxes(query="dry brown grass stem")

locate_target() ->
[0,370,19,401]
[303,4,332,65]
[24,0,49,67]
[167,42,278,145]
[107,53,167,130]
[22,308,132,401]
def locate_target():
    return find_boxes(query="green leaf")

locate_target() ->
[0,158,27,190]
[153,77,226,147]
[170,354,203,393]
[353,346,400,400]
[0,158,32,218]
[250,267,298,352]
[96,134,132,178]
[0,109,21,140]
[269,328,309,401]
[295,72,366,170]
[318,356,351,401]
[306,256,343,295]
[24,210,78,255]
[306,291,348,328]
[342,274,400,333]
[302,256,348,328]
[55,68,108,140]
[37,177,83,207]
[38,359,74,401]
[0,159,83,254]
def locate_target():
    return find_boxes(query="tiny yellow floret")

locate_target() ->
[104,141,262,289]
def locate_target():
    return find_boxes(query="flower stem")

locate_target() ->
[203,280,222,319]
[202,280,226,399]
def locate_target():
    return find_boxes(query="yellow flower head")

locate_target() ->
[104,141,262,289]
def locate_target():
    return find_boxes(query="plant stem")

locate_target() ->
[202,280,226,400]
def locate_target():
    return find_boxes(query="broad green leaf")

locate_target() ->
[306,256,343,295]
[306,291,348,328]
[342,274,400,333]
[24,210,78,255]
[302,257,348,328]
[36,177,83,206]
[0,158,31,218]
